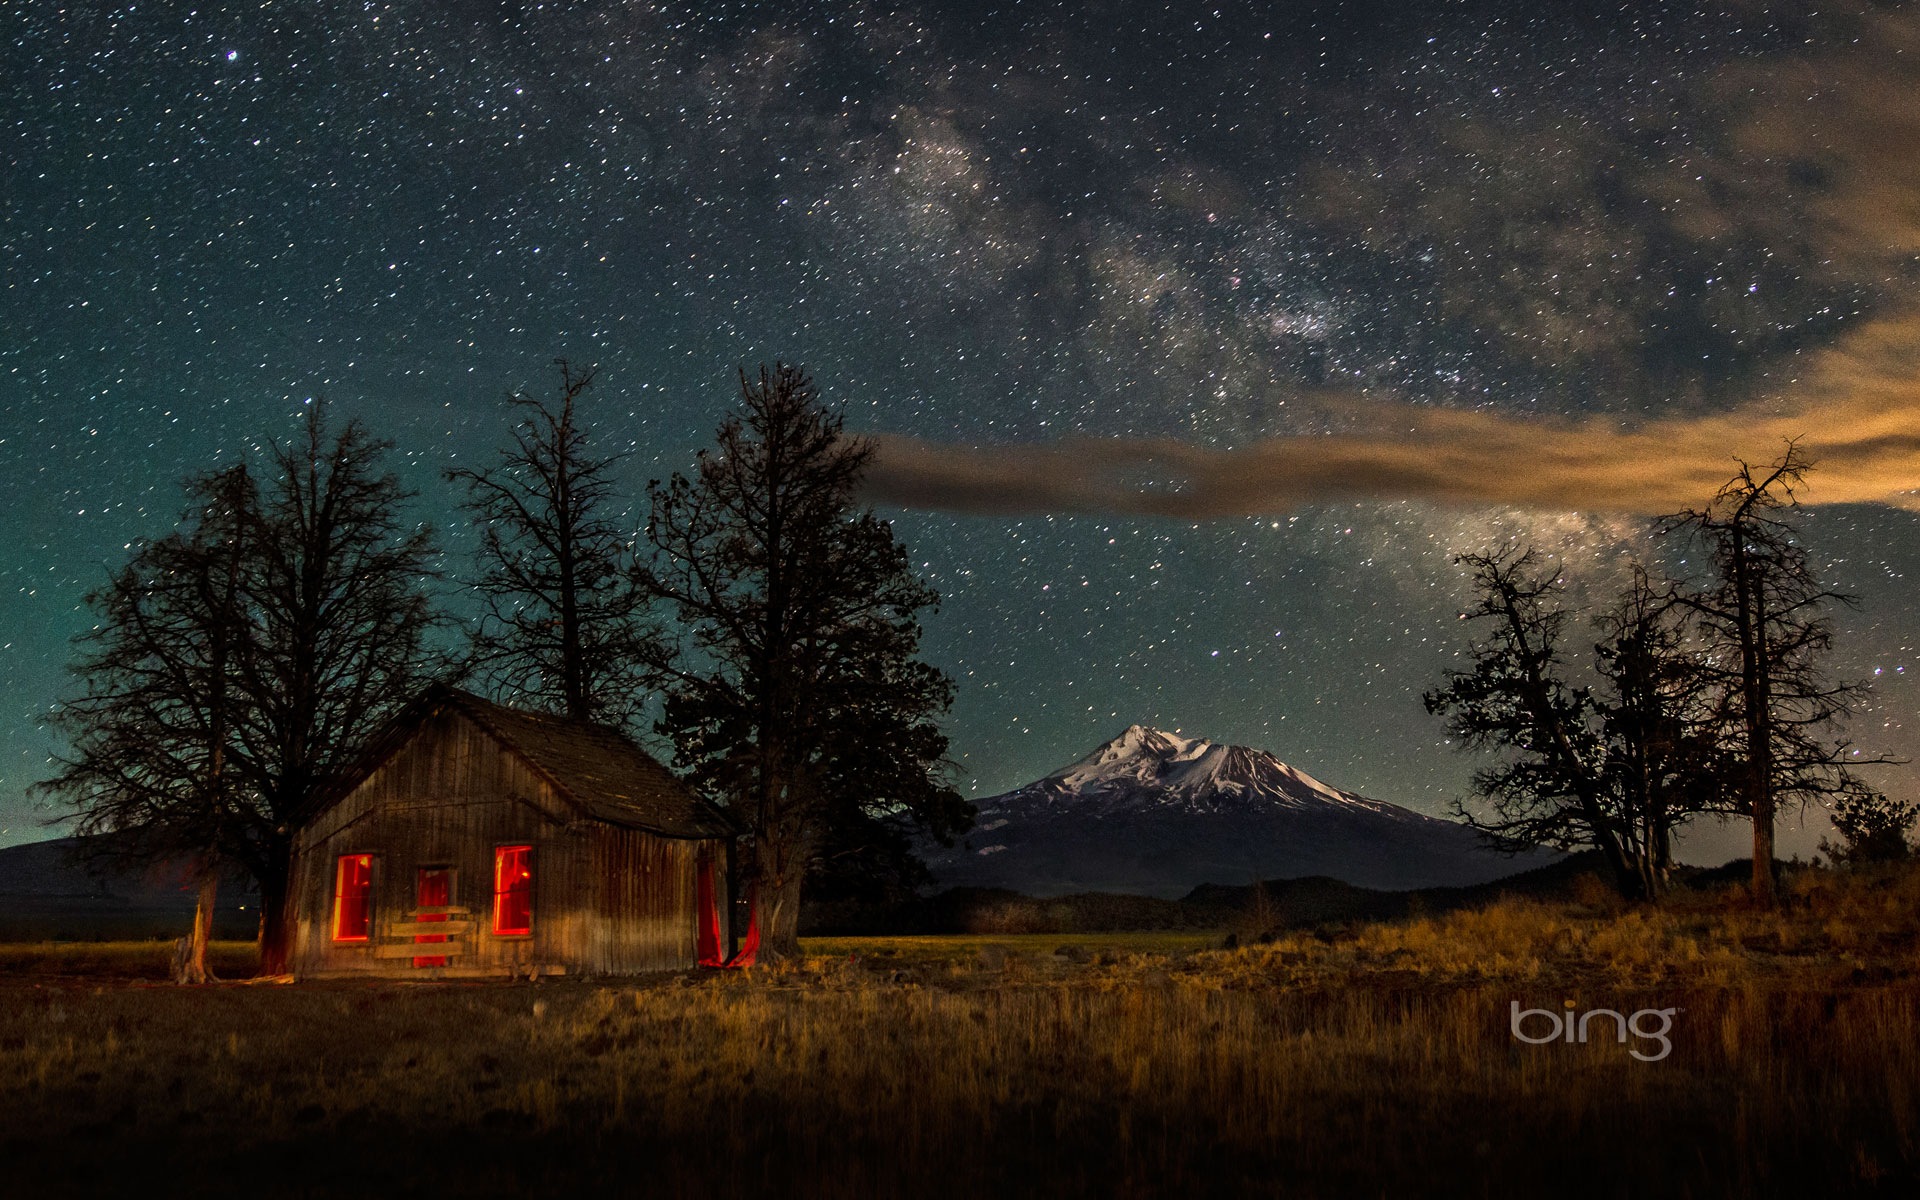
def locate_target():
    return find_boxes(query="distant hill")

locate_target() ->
[806,853,1668,937]
[0,835,256,940]
[920,725,1556,898]
[1177,851,1613,930]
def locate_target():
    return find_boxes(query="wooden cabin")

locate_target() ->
[289,687,737,979]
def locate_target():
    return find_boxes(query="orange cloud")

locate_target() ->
[863,316,1920,518]
[863,13,1920,522]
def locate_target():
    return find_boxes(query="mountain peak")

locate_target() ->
[925,723,1557,897]
[1042,723,1353,809]
[1093,724,1203,761]
[1050,725,1202,786]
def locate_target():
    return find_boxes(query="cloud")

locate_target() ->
[1718,9,1920,266]
[864,11,1920,522]
[862,314,1920,518]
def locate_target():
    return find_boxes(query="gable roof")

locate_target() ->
[327,686,739,840]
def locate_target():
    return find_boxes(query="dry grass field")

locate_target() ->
[3,866,1917,1198]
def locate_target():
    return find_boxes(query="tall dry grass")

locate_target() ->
[1215,862,1920,990]
[2,864,1917,1197]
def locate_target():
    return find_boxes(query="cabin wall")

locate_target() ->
[289,709,713,978]
[581,828,720,974]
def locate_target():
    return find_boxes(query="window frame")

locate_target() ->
[492,844,534,937]
[332,853,375,944]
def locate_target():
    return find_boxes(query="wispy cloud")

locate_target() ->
[864,315,1920,517]
[865,11,1920,521]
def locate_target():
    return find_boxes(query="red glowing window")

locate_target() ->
[333,854,373,942]
[493,845,533,936]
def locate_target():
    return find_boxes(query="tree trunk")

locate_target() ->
[1632,852,1657,905]
[191,871,218,981]
[256,847,293,976]
[1743,661,1779,907]
[1648,820,1671,900]
[745,818,810,962]
[171,871,220,984]
[1494,581,1644,901]
[753,854,807,961]
[168,864,222,984]
[1729,521,1779,910]
[1750,773,1777,907]
[1591,824,1648,901]
[723,836,740,961]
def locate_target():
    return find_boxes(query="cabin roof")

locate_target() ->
[328,686,739,839]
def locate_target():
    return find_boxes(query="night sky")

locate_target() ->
[8,1,1920,859]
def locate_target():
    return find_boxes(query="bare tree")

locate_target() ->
[638,364,968,958]
[1591,568,1730,898]
[1664,445,1889,906]
[237,406,443,971]
[1425,548,1723,900]
[43,465,255,982]
[449,359,652,725]
[43,404,443,974]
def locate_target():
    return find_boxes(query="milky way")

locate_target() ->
[6,1,1919,858]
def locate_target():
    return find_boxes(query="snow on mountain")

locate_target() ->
[1042,724,1406,814]
[922,725,1552,898]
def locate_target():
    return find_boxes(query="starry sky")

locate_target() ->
[7,1,1920,860]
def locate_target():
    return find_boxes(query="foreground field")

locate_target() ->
[3,867,1918,1197]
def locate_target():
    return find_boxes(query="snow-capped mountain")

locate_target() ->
[923,725,1552,898]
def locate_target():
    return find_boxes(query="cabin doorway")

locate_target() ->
[413,867,452,967]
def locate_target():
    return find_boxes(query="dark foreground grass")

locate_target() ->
[3,867,1918,1198]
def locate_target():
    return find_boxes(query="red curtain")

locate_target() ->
[493,845,532,935]
[696,858,723,967]
[724,890,759,969]
[332,854,372,942]
[696,866,758,969]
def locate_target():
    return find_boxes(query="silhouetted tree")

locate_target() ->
[450,360,652,725]
[42,405,443,974]
[1819,788,1917,867]
[43,465,255,981]
[639,364,970,957]
[1664,445,1884,907]
[1591,568,1731,897]
[1425,548,1723,899]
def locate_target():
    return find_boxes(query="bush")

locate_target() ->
[1820,790,1918,867]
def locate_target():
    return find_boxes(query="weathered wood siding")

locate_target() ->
[290,708,716,978]
[584,828,715,974]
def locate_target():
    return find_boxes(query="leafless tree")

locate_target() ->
[1664,445,1891,906]
[450,360,653,725]
[44,465,254,981]
[1426,549,1725,900]
[43,404,443,974]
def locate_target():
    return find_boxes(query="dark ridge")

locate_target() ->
[0,834,257,941]
[804,852,1781,937]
